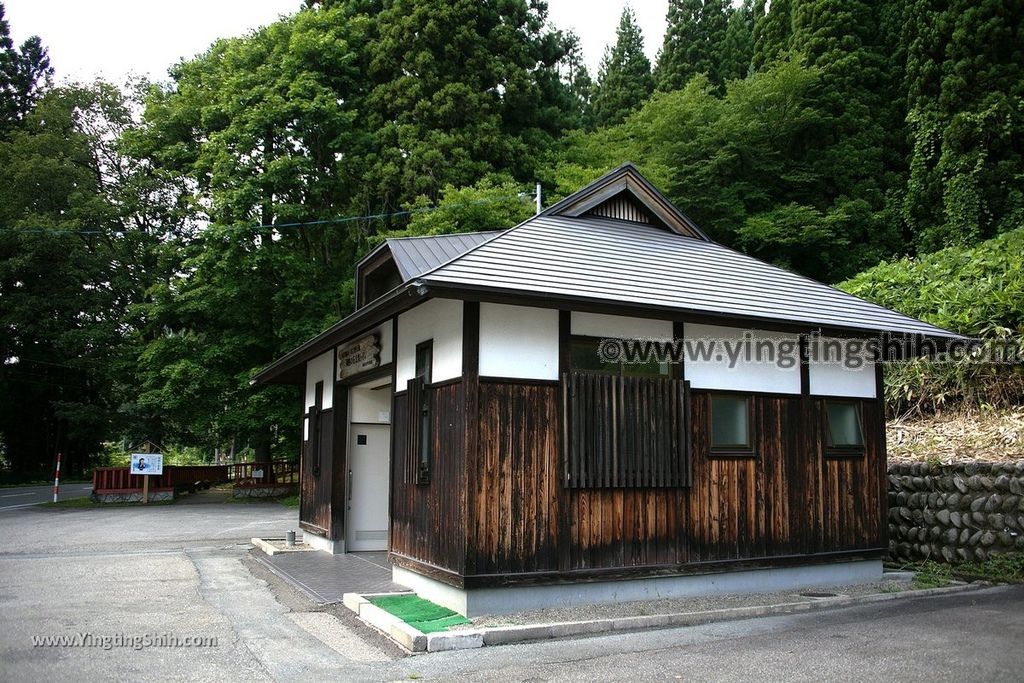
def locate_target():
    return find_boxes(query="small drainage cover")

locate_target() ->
[800,591,839,598]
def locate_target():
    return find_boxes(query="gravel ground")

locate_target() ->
[454,574,919,629]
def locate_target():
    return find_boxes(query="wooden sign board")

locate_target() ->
[337,333,382,380]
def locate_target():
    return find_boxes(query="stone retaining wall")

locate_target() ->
[232,484,297,498]
[887,461,1024,563]
[92,490,175,504]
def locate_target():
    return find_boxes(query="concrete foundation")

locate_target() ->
[393,560,884,617]
[303,530,344,555]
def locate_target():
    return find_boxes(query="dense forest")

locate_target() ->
[1,0,1021,478]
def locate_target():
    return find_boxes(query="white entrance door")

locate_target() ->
[346,423,390,551]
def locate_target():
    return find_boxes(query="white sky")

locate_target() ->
[3,0,668,85]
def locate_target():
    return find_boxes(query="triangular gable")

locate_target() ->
[584,193,658,225]
[540,163,709,240]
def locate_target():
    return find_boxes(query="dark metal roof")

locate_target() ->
[421,215,960,339]
[253,165,961,386]
[386,232,504,281]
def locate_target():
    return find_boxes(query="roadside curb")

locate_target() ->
[343,581,995,653]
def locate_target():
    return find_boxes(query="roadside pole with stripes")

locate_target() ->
[52,452,61,503]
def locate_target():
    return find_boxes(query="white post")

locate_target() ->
[535,182,542,214]
[52,452,61,503]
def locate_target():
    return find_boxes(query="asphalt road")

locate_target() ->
[0,501,1021,682]
[0,482,93,510]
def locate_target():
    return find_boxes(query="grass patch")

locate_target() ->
[40,496,96,509]
[41,497,175,509]
[907,553,1024,588]
[369,595,470,634]
[953,553,1024,584]
[911,560,952,589]
[277,494,300,508]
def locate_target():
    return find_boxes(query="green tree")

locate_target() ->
[0,2,52,134]
[561,32,595,129]
[133,1,579,456]
[788,0,900,264]
[591,7,654,127]
[655,0,702,91]
[132,6,371,458]
[0,83,176,476]
[363,0,576,208]
[902,0,1024,251]
[751,0,791,70]
[656,0,732,91]
[719,0,755,82]
[391,175,536,239]
[554,56,897,282]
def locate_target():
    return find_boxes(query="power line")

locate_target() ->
[0,191,535,236]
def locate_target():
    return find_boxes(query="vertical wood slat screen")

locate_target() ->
[563,371,691,488]
[404,378,419,484]
[585,195,652,224]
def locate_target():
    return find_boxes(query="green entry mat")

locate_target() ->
[369,594,471,634]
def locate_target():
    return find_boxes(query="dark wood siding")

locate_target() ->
[300,406,334,536]
[390,380,467,573]
[463,383,884,583]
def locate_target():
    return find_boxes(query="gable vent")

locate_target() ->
[585,194,653,224]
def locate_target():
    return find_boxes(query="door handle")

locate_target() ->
[347,469,353,502]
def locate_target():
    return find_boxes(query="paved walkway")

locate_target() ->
[175,487,235,504]
[256,549,402,604]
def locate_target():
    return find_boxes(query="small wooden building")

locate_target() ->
[254,165,957,615]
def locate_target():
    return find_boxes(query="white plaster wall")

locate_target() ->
[370,320,393,366]
[350,386,392,424]
[808,337,876,398]
[683,323,801,394]
[479,303,560,380]
[571,312,674,340]
[304,350,334,410]
[396,298,463,385]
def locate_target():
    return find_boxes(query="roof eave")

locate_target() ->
[250,282,426,386]
[418,278,967,350]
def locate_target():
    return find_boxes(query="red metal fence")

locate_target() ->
[231,460,299,488]
[92,464,230,494]
[92,461,296,493]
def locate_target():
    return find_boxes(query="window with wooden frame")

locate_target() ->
[569,336,671,377]
[825,400,864,456]
[709,394,754,457]
[414,340,433,483]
